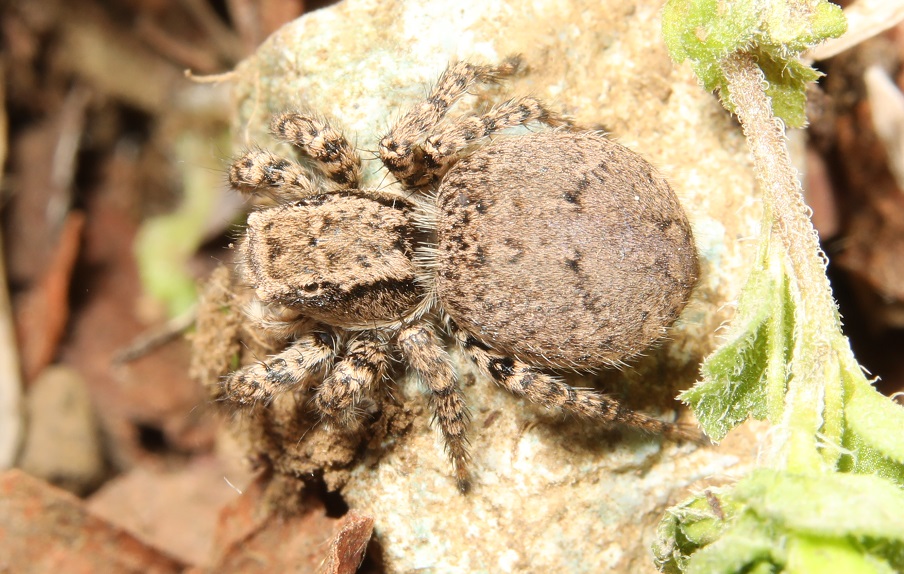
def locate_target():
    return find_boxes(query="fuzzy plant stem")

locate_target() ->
[720,51,842,472]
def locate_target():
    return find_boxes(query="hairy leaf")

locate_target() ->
[662,0,845,127]
[681,225,791,440]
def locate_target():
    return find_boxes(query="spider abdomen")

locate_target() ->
[434,131,699,369]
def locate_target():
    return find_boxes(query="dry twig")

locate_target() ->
[0,62,24,470]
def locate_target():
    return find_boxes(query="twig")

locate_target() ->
[113,307,197,364]
[184,69,237,83]
[0,62,24,470]
[48,86,91,241]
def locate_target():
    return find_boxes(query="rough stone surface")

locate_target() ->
[227,0,763,572]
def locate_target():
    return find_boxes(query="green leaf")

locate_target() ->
[843,366,904,466]
[685,512,781,574]
[662,0,760,64]
[840,430,904,488]
[825,344,904,485]
[759,56,822,129]
[653,489,736,573]
[820,344,846,466]
[785,535,896,574]
[733,470,904,540]
[681,224,791,440]
[655,470,904,573]
[759,0,847,52]
[662,0,846,127]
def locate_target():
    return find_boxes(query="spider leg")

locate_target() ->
[270,112,362,189]
[229,148,323,203]
[452,325,694,440]
[222,329,335,405]
[397,323,471,491]
[422,96,567,180]
[380,57,523,188]
[313,334,389,426]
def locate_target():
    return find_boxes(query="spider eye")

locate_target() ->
[301,283,320,294]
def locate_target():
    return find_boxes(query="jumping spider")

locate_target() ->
[224,57,699,490]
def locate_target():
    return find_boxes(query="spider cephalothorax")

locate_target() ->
[223,57,699,490]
